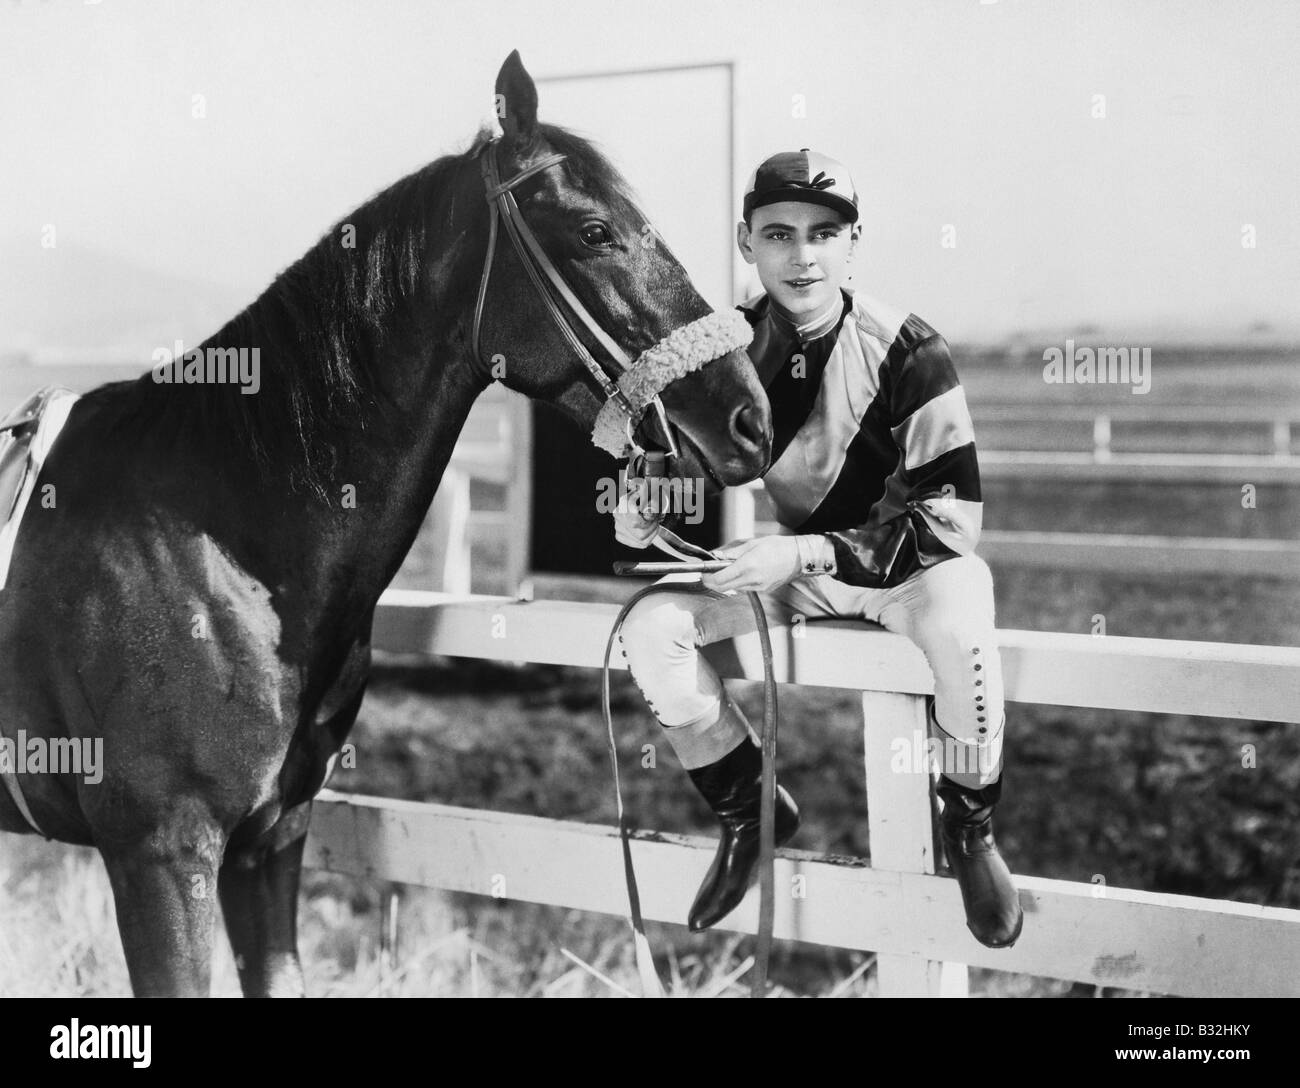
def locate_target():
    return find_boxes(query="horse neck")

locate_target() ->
[231,171,496,624]
[293,331,491,620]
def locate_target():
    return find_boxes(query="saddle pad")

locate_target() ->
[0,386,80,590]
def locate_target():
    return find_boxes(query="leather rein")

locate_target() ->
[469,137,778,998]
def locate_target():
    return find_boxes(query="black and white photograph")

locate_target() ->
[0,0,1296,1042]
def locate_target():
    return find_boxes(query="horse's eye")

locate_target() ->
[579,222,613,248]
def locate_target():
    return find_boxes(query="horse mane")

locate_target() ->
[104,123,629,501]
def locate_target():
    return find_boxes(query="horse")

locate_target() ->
[0,50,772,997]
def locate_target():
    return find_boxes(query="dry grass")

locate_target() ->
[0,836,831,997]
[0,832,1117,998]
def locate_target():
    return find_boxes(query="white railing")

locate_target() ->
[723,484,1300,579]
[974,405,1299,482]
[302,590,1300,998]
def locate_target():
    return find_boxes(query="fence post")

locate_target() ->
[1093,414,1112,462]
[427,465,472,594]
[721,480,757,542]
[1274,419,1291,459]
[862,691,969,997]
[504,394,533,596]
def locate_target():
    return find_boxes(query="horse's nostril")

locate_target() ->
[730,402,766,451]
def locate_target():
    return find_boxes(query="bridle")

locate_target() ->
[471,136,779,1000]
[470,137,678,461]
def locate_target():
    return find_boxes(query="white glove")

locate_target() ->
[701,535,836,594]
[613,484,665,549]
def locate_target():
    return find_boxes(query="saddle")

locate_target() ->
[0,385,79,837]
[0,386,80,590]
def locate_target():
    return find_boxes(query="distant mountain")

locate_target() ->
[0,239,254,364]
[4,238,1295,366]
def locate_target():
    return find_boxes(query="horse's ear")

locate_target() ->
[495,50,538,155]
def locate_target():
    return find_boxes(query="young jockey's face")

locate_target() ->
[738,202,858,322]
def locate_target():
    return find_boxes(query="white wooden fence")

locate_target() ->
[723,484,1300,580]
[302,590,1300,998]
[975,404,1299,483]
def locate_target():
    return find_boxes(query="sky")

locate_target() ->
[2,0,1298,347]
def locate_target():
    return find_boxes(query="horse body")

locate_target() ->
[0,52,771,995]
[1,262,490,993]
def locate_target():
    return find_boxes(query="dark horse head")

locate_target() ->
[0,51,771,998]
[474,52,771,487]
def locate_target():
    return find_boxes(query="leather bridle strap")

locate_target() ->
[473,136,776,995]
[469,139,753,461]
[471,141,641,426]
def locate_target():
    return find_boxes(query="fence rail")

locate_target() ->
[301,590,1300,998]
[304,789,1300,999]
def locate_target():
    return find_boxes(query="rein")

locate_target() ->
[603,524,779,1000]
[470,135,777,997]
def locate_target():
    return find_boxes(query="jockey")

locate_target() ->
[612,148,1023,948]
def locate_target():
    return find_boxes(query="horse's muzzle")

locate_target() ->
[590,310,755,458]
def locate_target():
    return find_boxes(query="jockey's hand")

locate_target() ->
[701,536,804,594]
[613,485,665,549]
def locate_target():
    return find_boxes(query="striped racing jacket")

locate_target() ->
[738,288,982,588]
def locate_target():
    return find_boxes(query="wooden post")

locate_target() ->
[862,691,969,997]
[1273,419,1291,459]
[720,480,757,543]
[1093,414,1112,463]
[504,393,533,596]
[427,465,472,594]
[379,888,400,997]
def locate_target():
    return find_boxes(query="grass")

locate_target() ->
[0,838,1091,998]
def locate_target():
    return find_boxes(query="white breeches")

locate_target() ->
[617,553,1004,788]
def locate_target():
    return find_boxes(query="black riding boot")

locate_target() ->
[936,775,1023,948]
[685,737,800,931]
